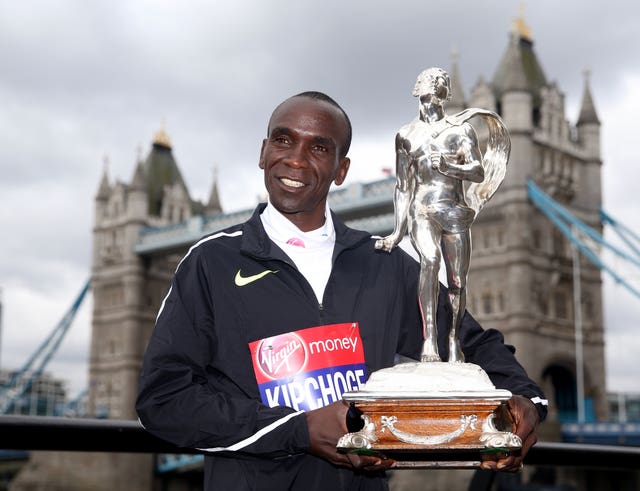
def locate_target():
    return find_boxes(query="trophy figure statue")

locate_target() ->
[338,68,518,467]
[375,66,510,363]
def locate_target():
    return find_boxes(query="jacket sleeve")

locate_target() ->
[456,306,549,421]
[135,247,310,458]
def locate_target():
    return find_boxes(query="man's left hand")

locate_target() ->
[306,400,396,472]
[480,395,539,472]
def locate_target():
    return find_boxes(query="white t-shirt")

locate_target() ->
[260,202,335,304]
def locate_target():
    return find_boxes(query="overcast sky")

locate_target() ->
[1,1,639,403]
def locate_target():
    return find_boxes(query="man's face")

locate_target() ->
[259,97,350,231]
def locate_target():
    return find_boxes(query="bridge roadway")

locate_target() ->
[135,176,397,254]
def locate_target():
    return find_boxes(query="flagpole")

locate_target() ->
[572,231,586,423]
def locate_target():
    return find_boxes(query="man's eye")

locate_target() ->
[274,136,289,144]
[312,145,328,153]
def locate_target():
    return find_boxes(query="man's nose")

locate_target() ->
[283,144,307,168]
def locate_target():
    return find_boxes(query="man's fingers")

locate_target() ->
[363,456,395,472]
[345,453,396,472]
[496,455,520,471]
[520,429,537,456]
[480,453,523,473]
[507,395,540,461]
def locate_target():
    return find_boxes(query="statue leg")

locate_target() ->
[409,217,442,363]
[441,231,471,363]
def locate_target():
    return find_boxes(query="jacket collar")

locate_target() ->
[240,203,371,262]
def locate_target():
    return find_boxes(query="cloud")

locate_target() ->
[1,0,640,403]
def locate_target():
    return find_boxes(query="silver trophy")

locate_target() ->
[375,67,510,363]
[339,68,518,467]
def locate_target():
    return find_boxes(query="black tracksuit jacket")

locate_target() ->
[136,204,546,491]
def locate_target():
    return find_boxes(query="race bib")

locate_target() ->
[249,322,366,411]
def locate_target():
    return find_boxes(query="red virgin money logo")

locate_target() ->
[257,333,307,380]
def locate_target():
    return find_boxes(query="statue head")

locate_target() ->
[412,67,452,103]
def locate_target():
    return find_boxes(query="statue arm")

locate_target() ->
[375,133,413,252]
[432,125,484,183]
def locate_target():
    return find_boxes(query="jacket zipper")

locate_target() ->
[250,252,323,318]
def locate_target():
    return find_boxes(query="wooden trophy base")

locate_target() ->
[337,362,522,468]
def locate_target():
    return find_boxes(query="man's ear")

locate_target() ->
[333,157,350,186]
[258,139,267,169]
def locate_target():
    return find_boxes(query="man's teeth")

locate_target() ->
[280,178,304,188]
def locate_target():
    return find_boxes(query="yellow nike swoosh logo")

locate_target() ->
[234,269,278,287]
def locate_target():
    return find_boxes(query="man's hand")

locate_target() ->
[375,235,400,253]
[480,395,539,472]
[305,400,395,472]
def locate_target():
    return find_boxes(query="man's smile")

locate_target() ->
[279,177,305,188]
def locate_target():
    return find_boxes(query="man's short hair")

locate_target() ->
[271,91,353,158]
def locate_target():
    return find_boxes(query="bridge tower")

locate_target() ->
[466,17,606,424]
[11,128,224,491]
[90,128,196,420]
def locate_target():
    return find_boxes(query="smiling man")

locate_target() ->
[259,94,351,232]
[136,92,547,491]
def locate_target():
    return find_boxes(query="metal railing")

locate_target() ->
[1,414,639,470]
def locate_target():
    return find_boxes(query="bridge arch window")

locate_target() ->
[543,364,576,423]
[483,230,491,249]
[482,293,493,314]
[555,290,569,320]
[497,291,505,312]
[543,364,595,423]
[552,229,567,258]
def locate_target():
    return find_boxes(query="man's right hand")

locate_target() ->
[305,400,395,472]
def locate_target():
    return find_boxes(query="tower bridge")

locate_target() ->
[6,16,640,491]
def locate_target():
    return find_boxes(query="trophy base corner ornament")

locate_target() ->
[337,362,522,468]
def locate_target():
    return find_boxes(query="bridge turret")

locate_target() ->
[127,147,149,222]
[575,69,602,210]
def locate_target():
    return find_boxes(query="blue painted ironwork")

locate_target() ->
[157,454,204,473]
[600,209,640,261]
[60,388,88,417]
[562,421,640,446]
[0,280,90,415]
[527,179,640,299]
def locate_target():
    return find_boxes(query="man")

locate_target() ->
[136,92,547,491]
